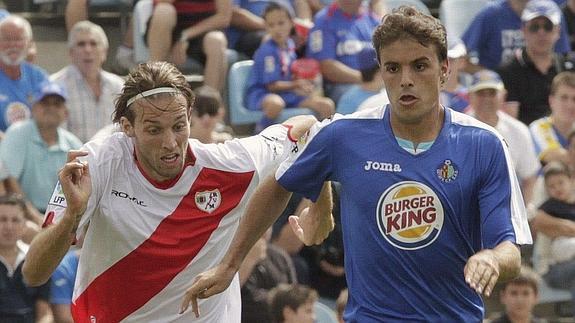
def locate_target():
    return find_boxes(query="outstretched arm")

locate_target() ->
[464,240,521,297]
[22,150,91,286]
[289,182,334,246]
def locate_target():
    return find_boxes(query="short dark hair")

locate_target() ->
[0,194,27,215]
[268,284,318,323]
[372,6,447,64]
[543,160,571,181]
[500,266,540,295]
[361,65,380,82]
[263,2,292,21]
[194,86,222,117]
[113,61,195,124]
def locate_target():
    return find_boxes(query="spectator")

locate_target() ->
[529,71,575,164]
[189,86,232,144]
[246,3,334,131]
[491,266,545,323]
[441,36,470,113]
[146,0,231,93]
[0,82,82,213]
[462,0,571,71]
[240,229,297,323]
[51,20,125,143]
[49,247,80,323]
[562,0,575,49]
[268,284,318,323]
[0,194,51,323]
[499,0,575,125]
[467,70,540,206]
[306,0,379,102]
[0,15,48,134]
[336,47,383,115]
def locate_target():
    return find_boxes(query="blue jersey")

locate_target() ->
[462,0,571,70]
[0,62,48,131]
[246,38,305,110]
[276,106,532,322]
[306,3,379,71]
[50,250,79,305]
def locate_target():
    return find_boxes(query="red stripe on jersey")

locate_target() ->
[71,168,254,322]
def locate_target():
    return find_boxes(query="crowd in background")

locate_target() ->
[3,0,575,322]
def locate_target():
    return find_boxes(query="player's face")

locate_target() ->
[545,173,573,202]
[0,204,25,249]
[265,10,293,46]
[550,84,575,124]
[0,24,29,66]
[500,284,538,318]
[125,94,191,182]
[379,38,447,128]
[285,301,315,323]
[70,31,107,73]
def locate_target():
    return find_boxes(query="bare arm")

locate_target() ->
[230,7,265,31]
[289,182,334,245]
[320,59,362,84]
[51,304,73,323]
[531,210,575,238]
[464,240,521,297]
[180,0,232,41]
[22,151,91,286]
[35,300,53,323]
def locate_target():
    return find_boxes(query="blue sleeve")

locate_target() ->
[276,122,334,202]
[50,253,77,304]
[461,10,487,58]
[478,135,518,248]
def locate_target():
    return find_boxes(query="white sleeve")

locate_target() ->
[514,126,540,180]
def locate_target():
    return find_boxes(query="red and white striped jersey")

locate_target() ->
[44,125,297,322]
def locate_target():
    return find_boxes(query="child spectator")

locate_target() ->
[335,288,348,323]
[189,86,232,144]
[245,3,334,132]
[268,284,318,323]
[491,266,545,323]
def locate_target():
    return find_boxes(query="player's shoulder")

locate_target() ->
[449,109,504,144]
[83,132,132,165]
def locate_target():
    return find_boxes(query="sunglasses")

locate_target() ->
[527,20,554,33]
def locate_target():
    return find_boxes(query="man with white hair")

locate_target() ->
[0,15,48,134]
[51,20,125,142]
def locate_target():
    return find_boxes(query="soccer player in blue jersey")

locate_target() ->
[182,6,533,322]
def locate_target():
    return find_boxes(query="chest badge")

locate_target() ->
[436,159,458,183]
[195,189,221,213]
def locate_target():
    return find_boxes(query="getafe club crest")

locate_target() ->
[436,159,458,183]
[195,189,221,213]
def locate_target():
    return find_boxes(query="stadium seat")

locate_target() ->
[314,302,338,323]
[385,0,431,15]
[439,0,492,38]
[227,60,313,126]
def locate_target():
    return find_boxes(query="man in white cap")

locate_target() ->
[499,0,575,125]
[466,69,539,206]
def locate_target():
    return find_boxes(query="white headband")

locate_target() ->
[126,87,180,107]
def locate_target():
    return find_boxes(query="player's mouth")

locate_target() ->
[398,94,419,105]
[160,153,180,166]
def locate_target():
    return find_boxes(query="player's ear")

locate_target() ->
[120,117,135,137]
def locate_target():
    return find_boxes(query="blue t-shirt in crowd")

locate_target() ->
[336,85,378,114]
[50,250,80,305]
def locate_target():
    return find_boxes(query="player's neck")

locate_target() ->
[391,103,444,145]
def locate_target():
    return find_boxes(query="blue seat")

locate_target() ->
[314,302,338,323]
[385,0,431,15]
[228,60,313,126]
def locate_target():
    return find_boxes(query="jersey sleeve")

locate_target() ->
[479,133,532,248]
[42,142,102,238]
[275,118,335,202]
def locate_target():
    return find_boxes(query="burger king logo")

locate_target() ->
[376,181,444,250]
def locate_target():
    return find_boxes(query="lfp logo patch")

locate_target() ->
[376,181,444,250]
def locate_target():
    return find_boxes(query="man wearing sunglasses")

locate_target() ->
[498,0,575,126]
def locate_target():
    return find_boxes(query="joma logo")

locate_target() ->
[364,161,402,172]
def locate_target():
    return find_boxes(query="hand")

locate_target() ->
[289,207,334,246]
[179,264,237,317]
[464,249,500,297]
[59,151,91,221]
[171,39,188,67]
[293,79,314,96]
